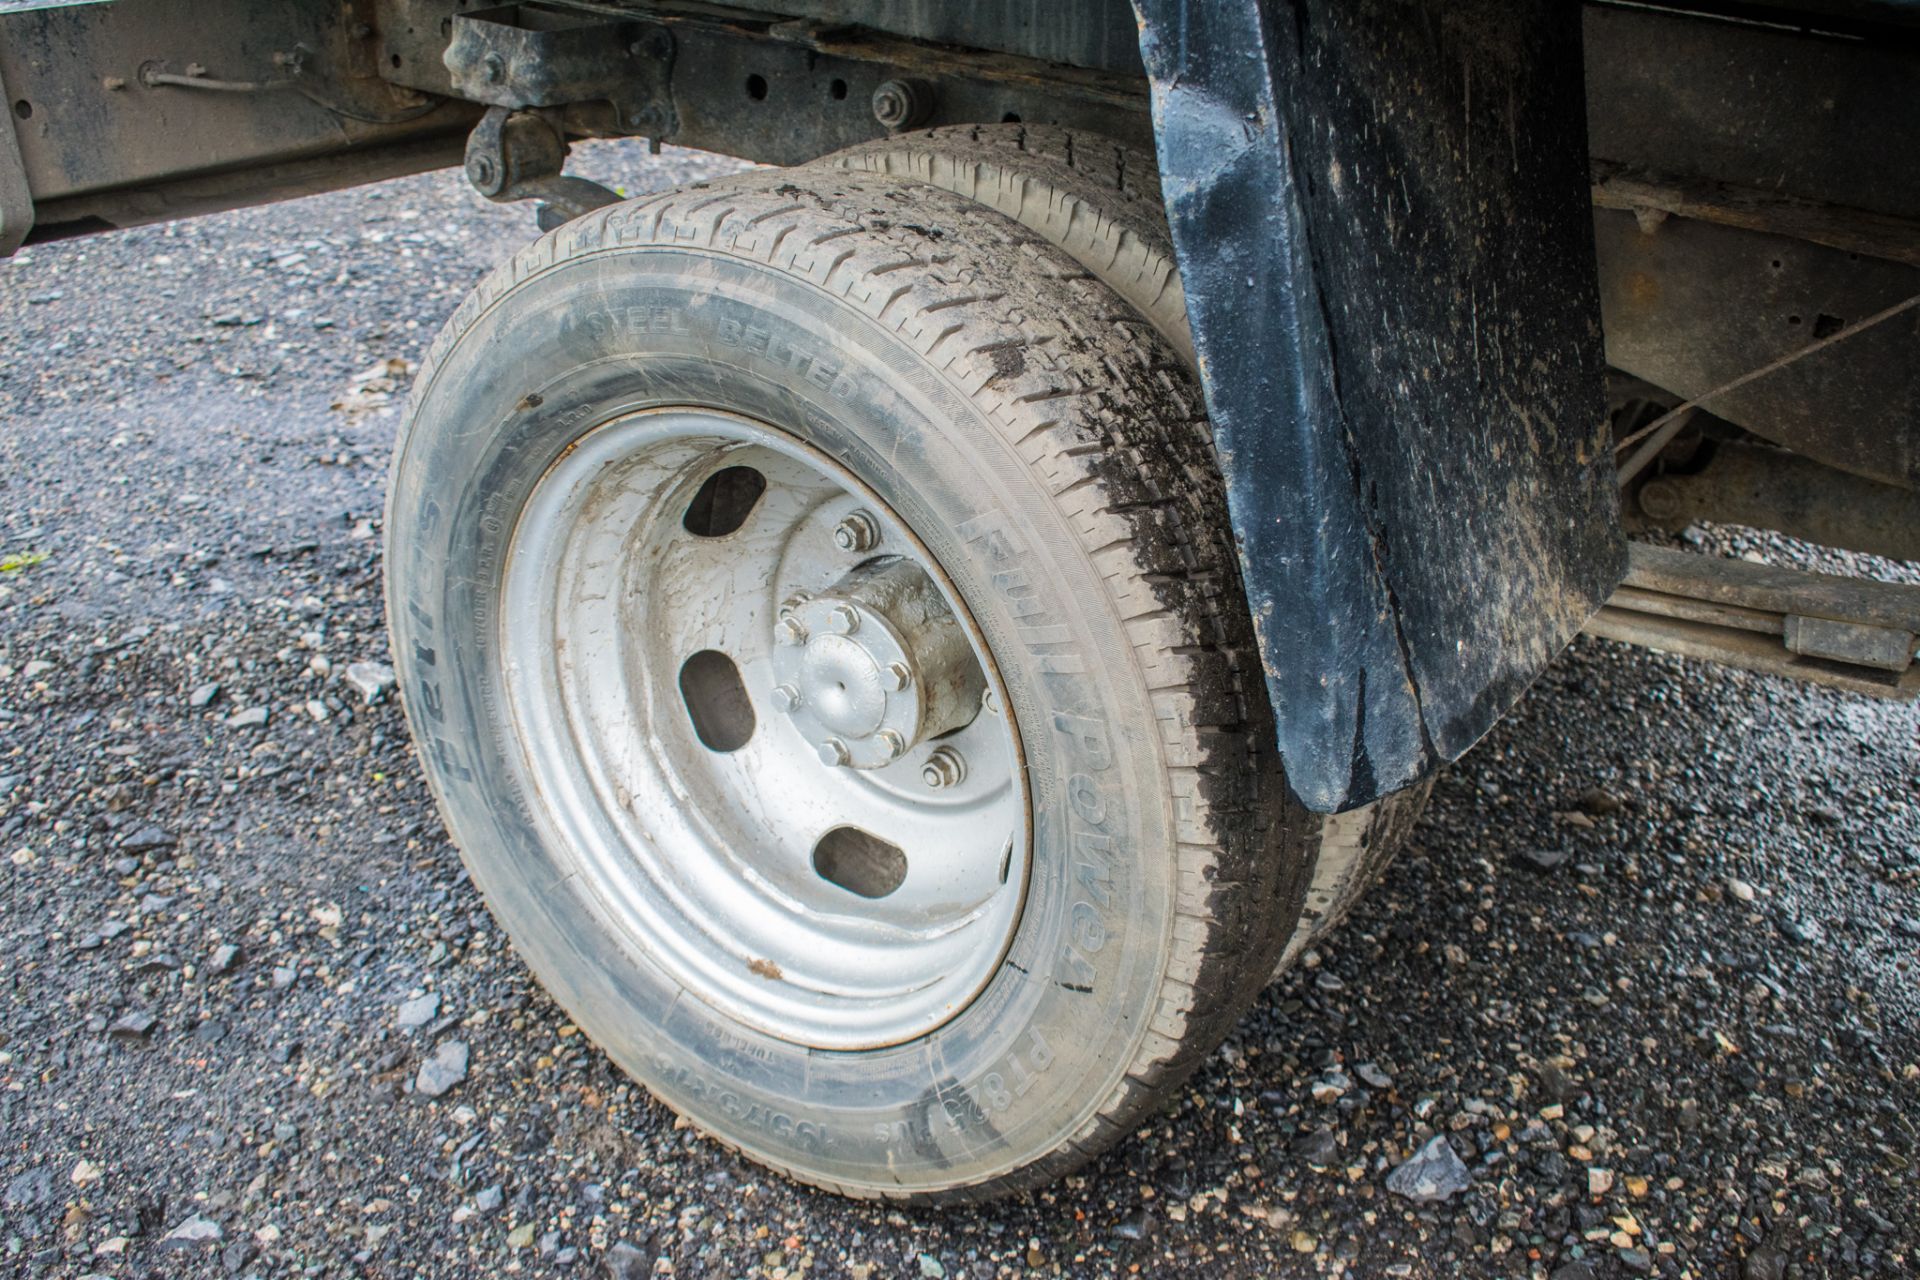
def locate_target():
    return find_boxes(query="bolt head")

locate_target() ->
[832,510,880,554]
[876,730,905,760]
[871,78,931,129]
[776,617,808,646]
[921,746,966,788]
[825,604,860,635]
[884,662,912,691]
[770,684,801,713]
[816,738,849,767]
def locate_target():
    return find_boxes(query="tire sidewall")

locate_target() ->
[389,243,1179,1193]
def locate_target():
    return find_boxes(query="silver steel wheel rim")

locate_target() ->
[500,408,1028,1050]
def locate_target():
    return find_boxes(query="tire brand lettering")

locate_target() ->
[956,511,1117,993]
[401,601,472,783]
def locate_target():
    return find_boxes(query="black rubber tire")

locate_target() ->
[387,168,1317,1201]
[820,124,1192,363]
[818,125,1433,975]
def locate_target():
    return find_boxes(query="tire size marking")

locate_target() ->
[957,510,1117,993]
[872,1029,1056,1145]
[652,1057,832,1154]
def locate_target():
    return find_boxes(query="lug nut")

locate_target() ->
[832,509,880,554]
[770,683,802,713]
[922,746,966,789]
[884,661,912,691]
[816,738,850,767]
[824,604,860,634]
[876,729,905,760]
[775,617,808,646]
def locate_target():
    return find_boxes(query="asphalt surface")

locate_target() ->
[1,141,1915,1280]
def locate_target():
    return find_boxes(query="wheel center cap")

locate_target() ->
[771,556,986,770]
[797,635,888,738]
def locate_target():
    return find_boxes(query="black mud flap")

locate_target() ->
[1135,0,1625,813]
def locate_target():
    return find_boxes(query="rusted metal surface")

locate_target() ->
[1584,3,1920,222]
[1134,0,1623,813]
[1595,208,1920,490]
[444,4,677,136]
[462,106,619,227]
[376,0,1154,160]
[1592,164,1920,270]
[1635,440,1920,562]
[1588,544,1920,698]
[0,0,475,242]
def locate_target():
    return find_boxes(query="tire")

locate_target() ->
[388,168,1315,1201]
[819,124,1193,364]
[820,125,1432,976]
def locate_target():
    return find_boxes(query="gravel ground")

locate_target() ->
[1,141,1915,1280]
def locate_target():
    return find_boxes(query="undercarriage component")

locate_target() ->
[1588,544,1920,698]
[0,0,476,244]
[1594,208,1920,490]
[1136,0,1622,813]
[376,0,1155,160]
[444,3,678,138]
[462,106,616,228]
[1635,441,1920,563]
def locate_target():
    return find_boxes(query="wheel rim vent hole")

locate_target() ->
[812,827,907,899]
[682,465,765,537]
[679,650,755,752]
[746,74,769,101]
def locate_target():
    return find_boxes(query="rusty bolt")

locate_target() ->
[1637,478,1686,522]
[871,78,934,130]
[921,747,966,789]
[465,154,500,193]
[884,661,911,692]
[832,509,880,554]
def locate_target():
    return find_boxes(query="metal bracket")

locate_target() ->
[0,67,35,256]
[463,106,618,230]
[1588,543,1920,698]
[444,3,678,138]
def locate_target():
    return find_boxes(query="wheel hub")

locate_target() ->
[773,557,986,771]
[497,408,1027,1050]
